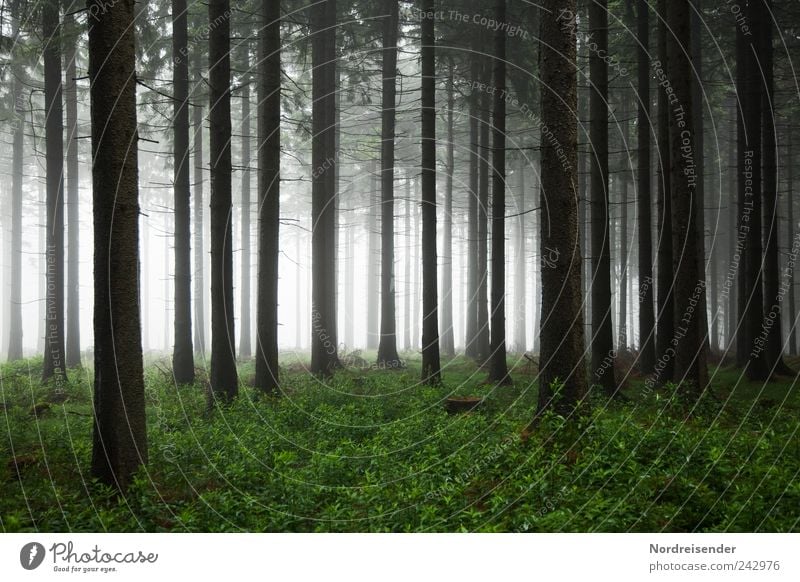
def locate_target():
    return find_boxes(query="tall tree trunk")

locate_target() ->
[787,130,797,356]
[655,0,674,383]
[636,0,656,374]
[690,0,709,354]
[709,163,719,352]
[735,30,748,368]
[65,13,81,368]
[193,54,206,358]
[367,160,379,351]
[589,0,616,393]
[413,187,420,347]
[420,0,440,384]
[208,0,238,399]
[667,0,708,392]
[7,3,23,362]
[38,181,45,355]
[172,0,195,383]
[727,108,738,355]
[239,47,252,361]
[760,0,792,375]
[440,61,455,358]
[513,156,526,353]
[310,0,341,374]
[488,0,510,384]
[42,0,66,384]
[579,82,590,346]
[345,223,355,347]
[619,119,629,351]
[740,1,767,380]
[404,183,411,351]
[255,0,281,392]
[476,76,491,362]
[535,0,586,418]
[464,50,480,359]
[88,0,147,491]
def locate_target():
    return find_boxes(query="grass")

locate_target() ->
[1,352,798,532]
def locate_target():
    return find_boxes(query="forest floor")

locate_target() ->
[1,352,798,532]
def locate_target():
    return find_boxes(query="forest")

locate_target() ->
[0,0,798,533]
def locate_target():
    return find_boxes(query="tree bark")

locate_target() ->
[7,3,23,362]
[589,0,617,394]
[619,119,629,352]
[440,61,455,359]
[787,130,797,356]
[667,0,708,392]
[42,0,66,384]
[535,0,587,418]
[476,73,491,363]
[310,0,341,375]
[404,183,411,351]
[513,156,526,353]
[760,0,792,375]
[88,0,147,491]
[193,52,206,358]
[420,0,441,384]
[367,160,379,351]
[464,50,480,359]
[208,0,239,399]
[655,0,674,383]
[172,0,195,383]
[740,2,768,380]
[690,0,709,355]
[488,0,510,385]
[255,0,281,392]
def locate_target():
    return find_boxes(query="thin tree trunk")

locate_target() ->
[709,164,719,352]
[255,0,281,392]
[65,13,81,368]
[172,0,195,383]
[667,0,708,392]
[535,0,586,418]
[7,4,23,362]
[464,51,480,359]
[367,160,379,351]
[589,0,616,393]
[38,181,45,355]
[345,223,355,348]
[413,194,420,348]
[208,0,239,399]
[513,156,526,353]
[88,0,147,491]
[787,130,797,356]
[440,62,455,358]
[193,53,206,357]
[619,119,629,352]
[310,0,341,374]
[42,0,66,384]
[404,183,411,351]
[476,76,491,363]
[420,0,440,383]
[727,109,738,356]
[488,0,510,384]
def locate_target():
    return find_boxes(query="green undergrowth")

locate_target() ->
[1,353,798,532]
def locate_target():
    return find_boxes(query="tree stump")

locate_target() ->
[444,396,483,414]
